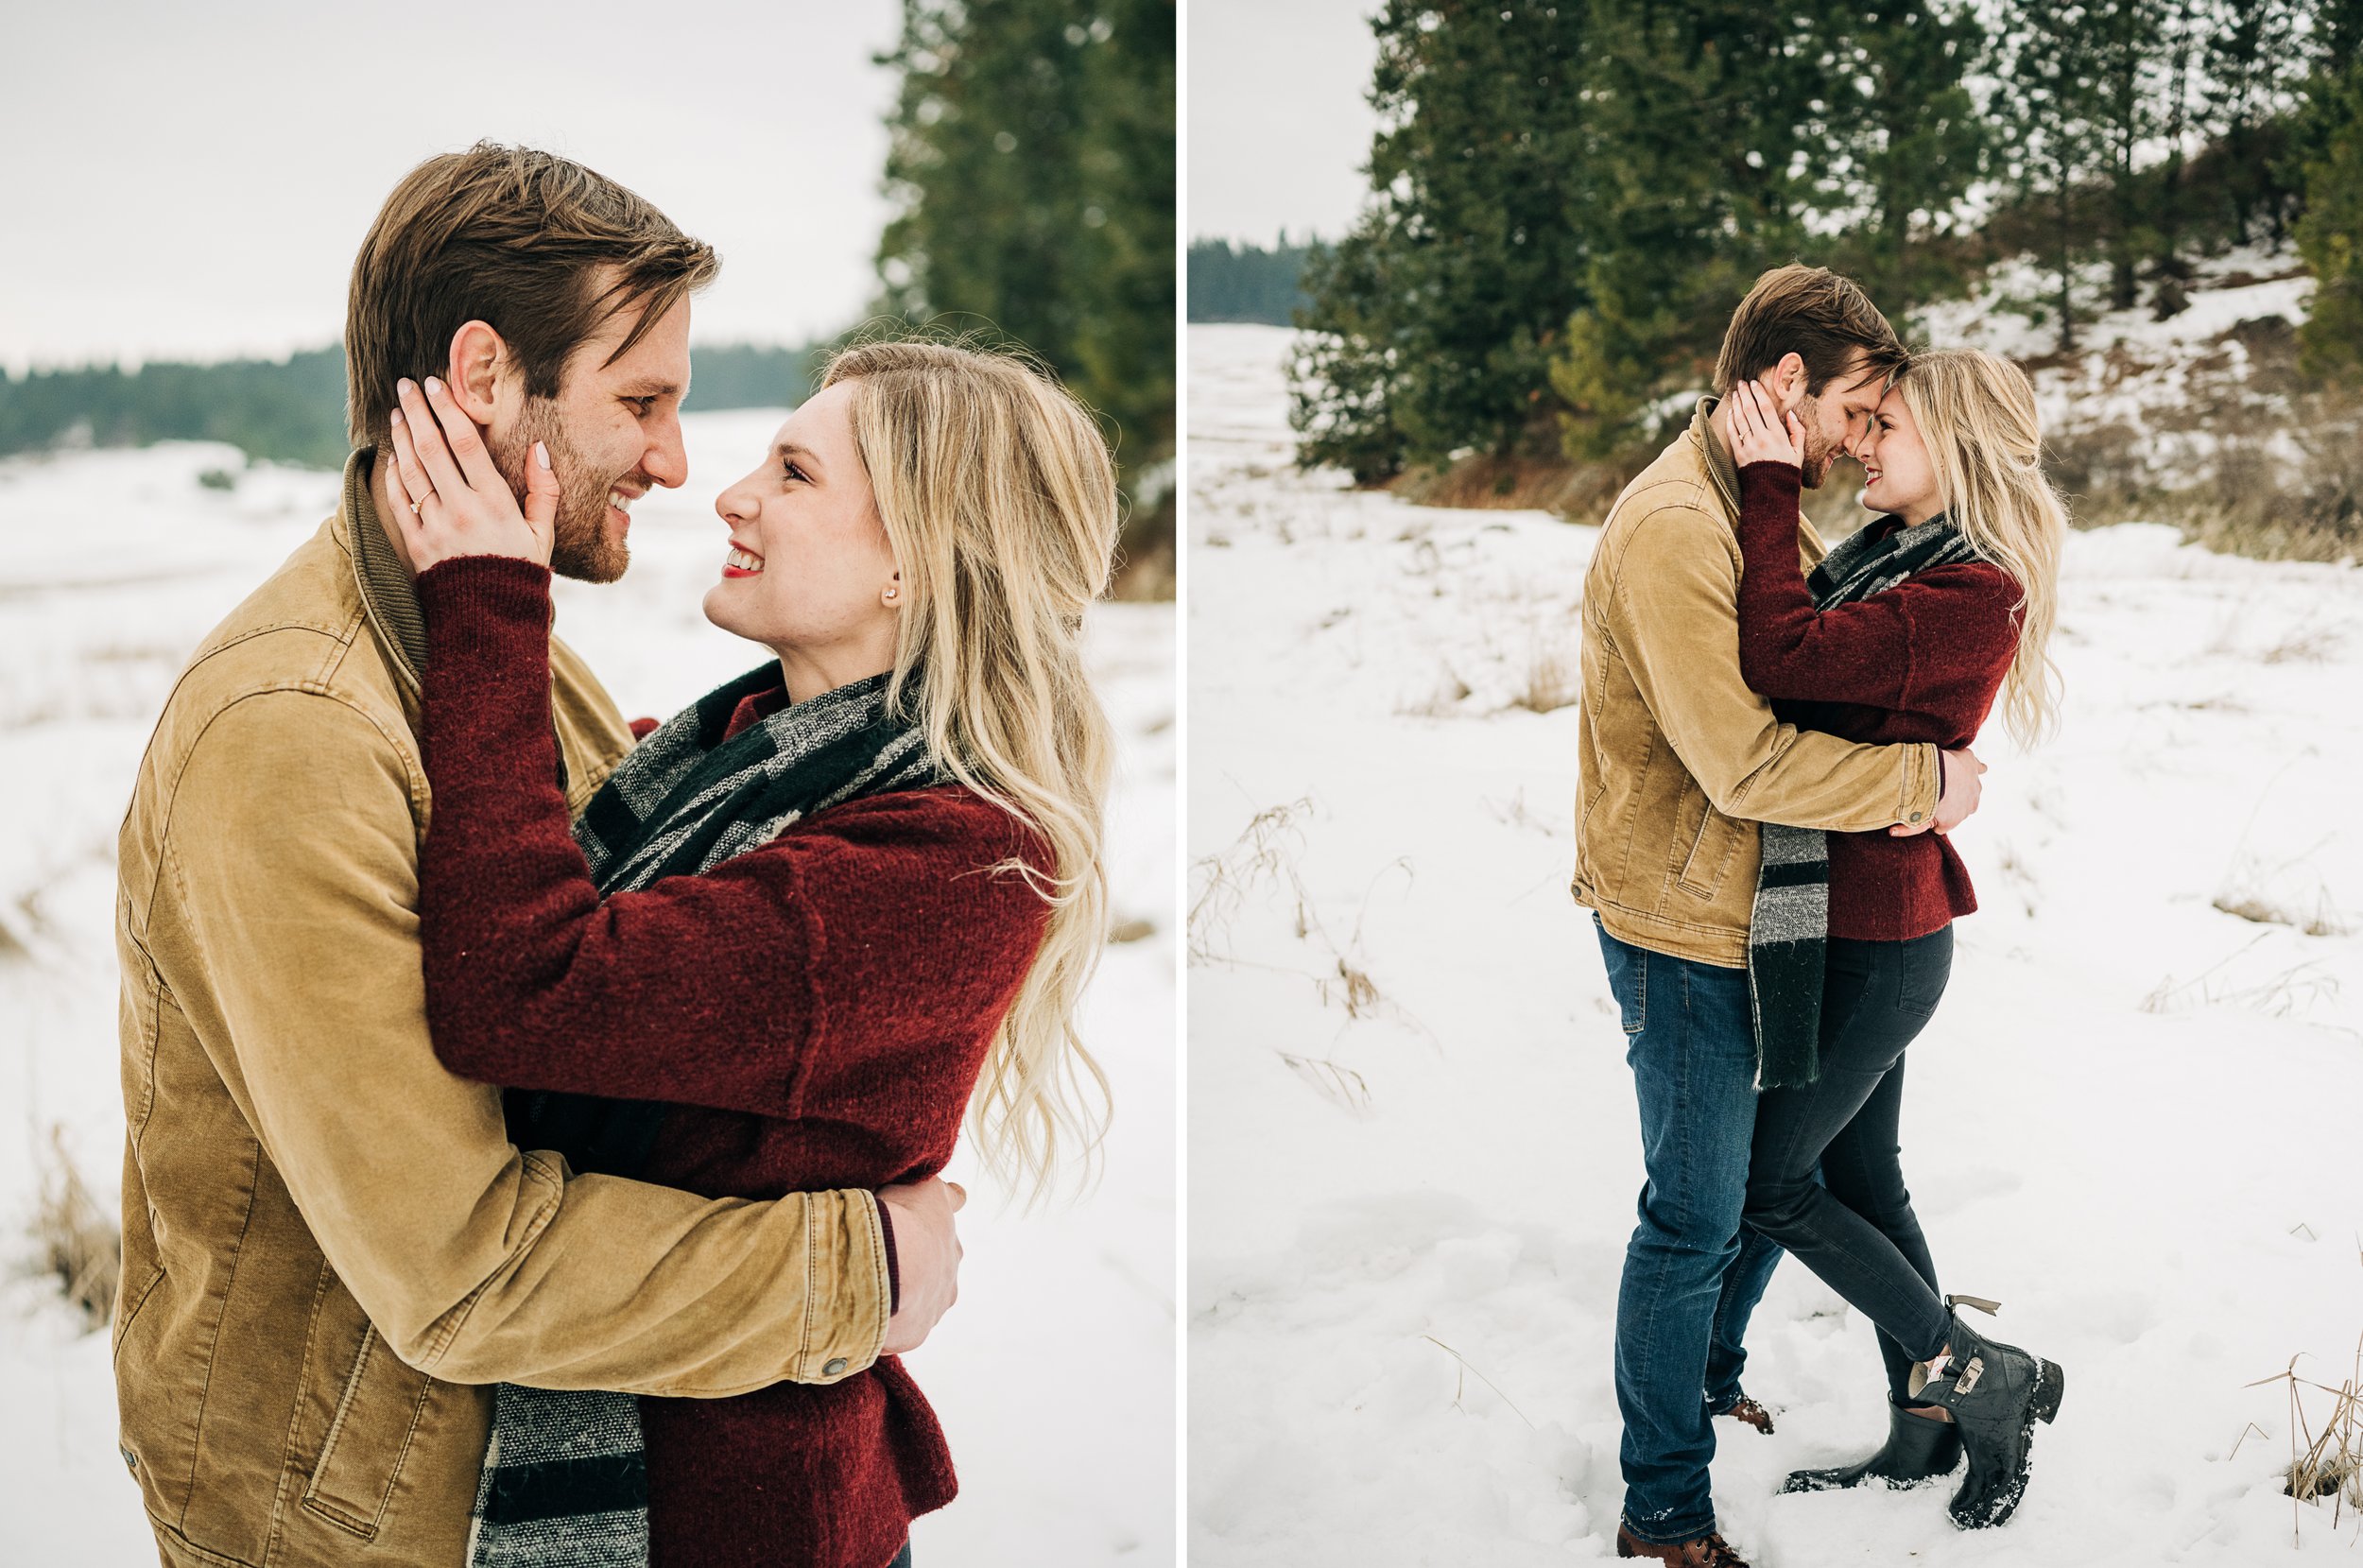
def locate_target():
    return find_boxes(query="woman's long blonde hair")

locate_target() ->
[821,338,1118,1201]
[1892,347,2066,747]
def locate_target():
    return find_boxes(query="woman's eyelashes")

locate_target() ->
[781,458,810,484]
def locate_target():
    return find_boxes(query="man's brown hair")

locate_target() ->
[344,143,717,448]
[1711,264,1906,399]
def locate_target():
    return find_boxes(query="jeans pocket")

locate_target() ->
[1595,917,1647,1035]
[1898,925,1956,1018]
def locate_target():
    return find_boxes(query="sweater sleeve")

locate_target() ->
[413,556,1049,1120]
[1733,460,2021,714]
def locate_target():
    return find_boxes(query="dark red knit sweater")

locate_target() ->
[411,556,1052,1568]
[1734,461,2022,942]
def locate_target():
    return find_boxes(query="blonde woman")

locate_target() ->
[1721,349,2065,1532]
[381,339,1114,1568]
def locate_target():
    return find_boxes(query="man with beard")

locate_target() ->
[112,144,963,1567]
[1570,266,1986,1567]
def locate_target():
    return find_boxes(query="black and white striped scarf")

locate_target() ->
[467,664,937,1568]
[1746,514,1981,1089]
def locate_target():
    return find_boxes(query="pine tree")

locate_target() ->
[1290,0,1593,479]
[875,0,1176,499]
[2323,0,2363,76]
[2296,70,2363,378]
[1290,235,1405,484]
[2150,0,2201,299]
[1996,1,2106,353]
[1549,0,1828,458]
[1819,0,1990,316]
[1288,0,1992,478]
[2090,0,2162,312]
[2295,25,2363,379]
[2284,0,2363,208]
[2201,0,2303,245]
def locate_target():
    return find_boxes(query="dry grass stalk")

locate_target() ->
[1187,799,1313,966]
[1278,1050,1371,1111]
[2245,1338,2363,1542]
[2210,834,2350,940]
[1480,788,1565,838]
[1509,640,1580,715]
[1188,801,1440,1103]
[21,1125,120,1335]
[2260,625,2344,665]
[1992,838,2040,919]
[2212,891,2350,939]
[2140,932,2342,1020]
[1395,666,1472,719]
[1423,1334,1537,1429]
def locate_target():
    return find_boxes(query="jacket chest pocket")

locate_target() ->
[301,1318,434,1539]
[1676,800,1743,899]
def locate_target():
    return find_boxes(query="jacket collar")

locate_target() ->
[339,448,428,694]
[1687,398,1742,519]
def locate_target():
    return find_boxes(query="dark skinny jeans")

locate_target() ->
[1741,926,1957,1401]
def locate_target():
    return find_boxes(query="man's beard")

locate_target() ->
[492,399,633,583]
[1793,392,1836,489]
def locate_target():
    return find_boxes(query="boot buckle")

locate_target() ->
[1955,1354,1985,1395]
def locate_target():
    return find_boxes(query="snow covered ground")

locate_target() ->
[0,410,1176,1564]
[1187,322,2363,1566]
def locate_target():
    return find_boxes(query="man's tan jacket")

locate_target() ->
[112,455,890,1567]
[1572,403,1941,968]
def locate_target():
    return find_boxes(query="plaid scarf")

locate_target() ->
[467,665,936,1568]
[1747,514,1982,1089]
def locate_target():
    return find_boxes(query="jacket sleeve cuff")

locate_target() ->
[1902,743,1940,827]
[789,1189,893,1384]
[876,1197,901,1316]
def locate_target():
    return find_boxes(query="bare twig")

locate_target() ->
[17,1125,120,1335]
[1423,1334,1537,1429]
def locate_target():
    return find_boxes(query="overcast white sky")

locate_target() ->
[1187,0,1380,246]
[0,0,906,373]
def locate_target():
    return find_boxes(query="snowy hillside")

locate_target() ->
[0,415,1176,1565]
[1187,322,2363,1566]
[1923,247,2324,508]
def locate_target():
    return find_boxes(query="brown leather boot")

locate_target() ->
[1614,1523,1752,1566]
[1714,1392,1775,1435]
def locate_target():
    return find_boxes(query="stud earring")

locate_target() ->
[885,586,900,601]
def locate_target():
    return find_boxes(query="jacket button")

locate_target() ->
[823,1357,849,1375]
[120,1447,138,1473]
[1908,811,1925,823]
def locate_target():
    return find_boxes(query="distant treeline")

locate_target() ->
[1294,0,2363,486]
[0,348,352,468]
[0,342,824,471]
[1187,238,1317,324]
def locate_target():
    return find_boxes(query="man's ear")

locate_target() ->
[441,320,509,425]
[1769,352,1808,410]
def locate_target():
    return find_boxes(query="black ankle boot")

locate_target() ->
[1917,1298,2064,1529]
[1778,1398,1961,1493]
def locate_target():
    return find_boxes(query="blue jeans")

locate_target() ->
[888,1543,913,1568]
[1596,920,1780,1546]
